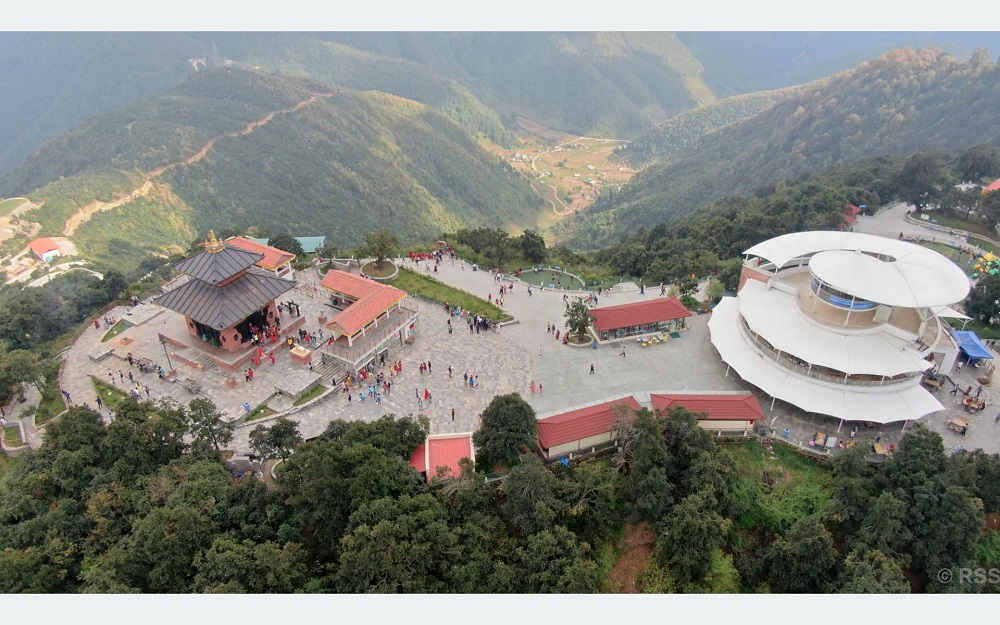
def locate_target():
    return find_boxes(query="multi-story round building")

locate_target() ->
[708,231,972,424]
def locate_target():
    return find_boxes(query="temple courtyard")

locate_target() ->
[42,254,1000,459]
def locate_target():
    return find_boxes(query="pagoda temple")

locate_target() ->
[156,232,296,351]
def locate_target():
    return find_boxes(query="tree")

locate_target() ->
[838,549,910,593]
[955,144,1000,182]
[963,272,1000,324]
[319,414,429,459]
[656,490,731,585]
[519,229,547,263]
[499,453,567,536]
[767,515,838,593]
[357,229,399,271]
[485,229,512,269]
[100,270,128,301]
[513,525,600,593]
[334,494,457,593]
[186,398,233,453]
[472,393,537,472]
[249,417,303,464]
[939,186,982,220]
[193,536,308,593]
[266,233,305,257]
[978,188,1000,230]
[897,152,949,212]
[618,408,674,520]
[315,239,340,260]
[0,349,45,401]
[563,299,591,341]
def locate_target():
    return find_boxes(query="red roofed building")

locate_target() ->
[983,178,1000,195]
[536,396,642,460]
[842,204,863,228]
[589,297,691,341]
[651,391,764,433]
[409,433,475,481]
[318,269,418,372]
[28,237,61,263]
[226,236,296,279]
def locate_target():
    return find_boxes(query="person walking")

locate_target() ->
[448,365,453,378]
[590,363,595,375]
[530,380,536,394]
[620,345,626,358]
[451,407,455,422]
[96,395,104,412]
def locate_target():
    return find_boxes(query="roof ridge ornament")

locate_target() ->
[206,230,224,253]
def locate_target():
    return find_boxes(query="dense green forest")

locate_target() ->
[0,400,995,593]
[569,48,1000,248]
[616,83,813,167]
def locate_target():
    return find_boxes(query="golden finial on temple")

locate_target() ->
[206,229,224,253]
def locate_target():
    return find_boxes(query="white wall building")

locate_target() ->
[708,231,972,425]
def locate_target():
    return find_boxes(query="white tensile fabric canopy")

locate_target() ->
[709,297,944,424]
[744,231,970,307]
[738,279,933,377]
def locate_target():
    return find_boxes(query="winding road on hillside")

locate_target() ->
[529,136,628,217]
[60,92,335,237]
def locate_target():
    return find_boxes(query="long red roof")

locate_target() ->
[536,396,642,450]
[651,392,764,422]
[984,178,1000,194]
[320,270,407,337]
[588,297,691,332]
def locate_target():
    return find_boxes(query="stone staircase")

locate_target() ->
[313,356,344,384]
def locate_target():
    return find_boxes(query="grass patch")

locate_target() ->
[0,197,27,217]
[723,440,834,533]
[35,371,67,426]
[0,453,19,480]
[246,406,277,421]
[101,319,128,342]
[293,384,327,406]
[3,425,24,448]
[90,376,130,409]
[361,261,396,278]
[916,210,998,241]
[394,267,511,321]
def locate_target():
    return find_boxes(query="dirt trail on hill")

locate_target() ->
[62,92,334,237]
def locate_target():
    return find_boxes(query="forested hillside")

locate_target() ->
[568,48,1000,247]
[0,68,541,273]
[616,83,813,167]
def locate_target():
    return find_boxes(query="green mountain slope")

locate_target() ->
[567,48,1000,247]
[617,83,815,167]
[2,69,541,271]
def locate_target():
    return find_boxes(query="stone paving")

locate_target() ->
[36,247,1000,459]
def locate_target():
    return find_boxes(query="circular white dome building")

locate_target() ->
[708,231,972,424]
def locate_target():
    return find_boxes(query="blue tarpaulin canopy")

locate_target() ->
[954,330,994,360]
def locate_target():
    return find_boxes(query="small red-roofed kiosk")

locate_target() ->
[409,433,475,482]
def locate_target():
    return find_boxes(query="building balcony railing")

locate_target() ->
[737,315,919,388]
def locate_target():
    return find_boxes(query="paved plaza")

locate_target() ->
[7,243,996,459]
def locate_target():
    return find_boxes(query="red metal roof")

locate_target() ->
[984,178,1000,194]
[408,435,474,480]
[226,236,295,271]
[843,204,862,226]
[28,237,60,259]
[427,435,474,479]
[320,271,407,337]
[409,443,426,473]
[536,396,642,450]
[588,297,691,332]
[650,393,764,422]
